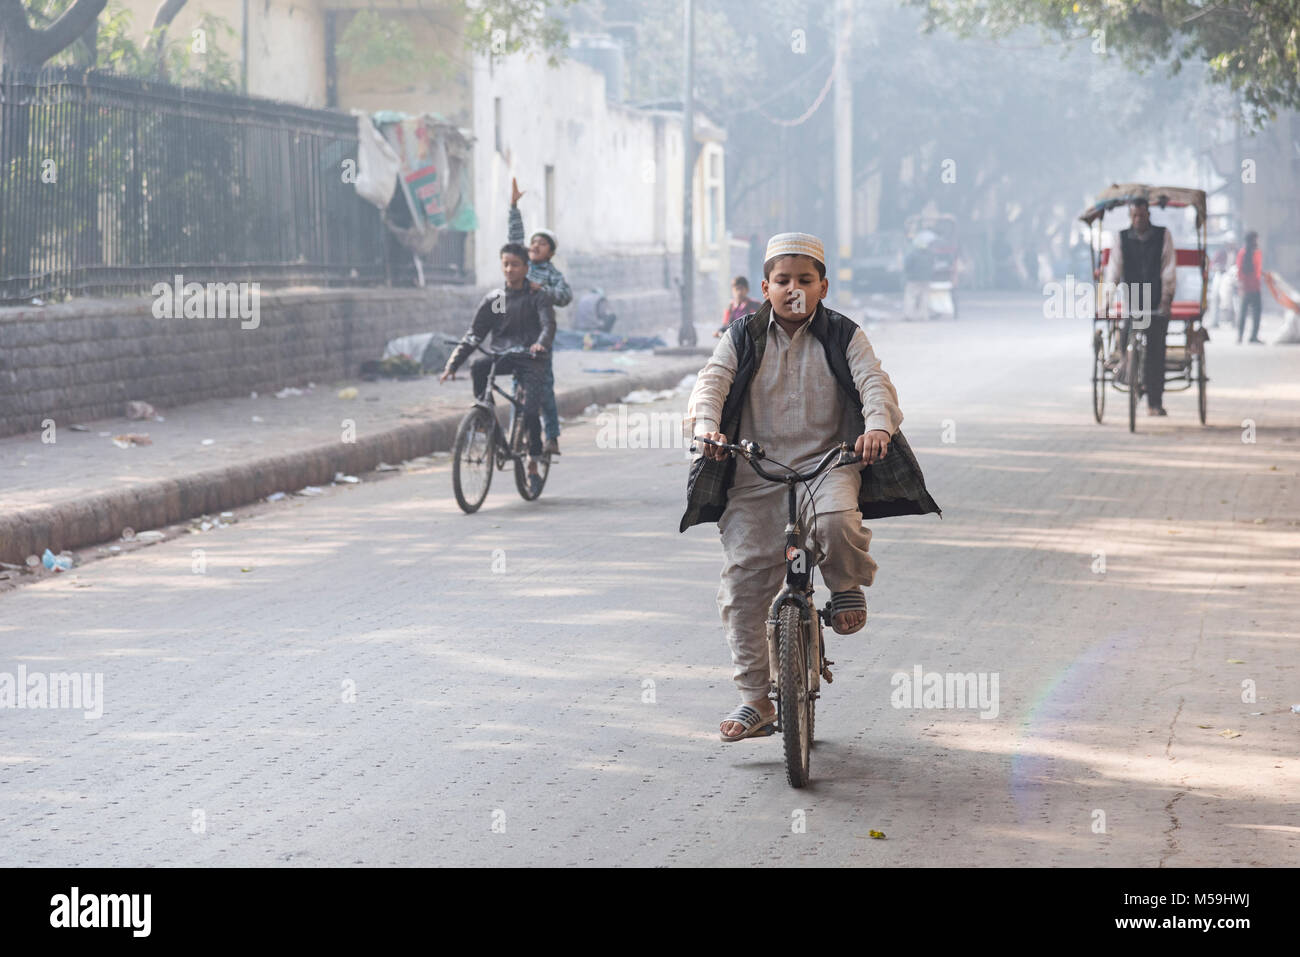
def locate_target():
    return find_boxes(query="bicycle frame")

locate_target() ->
[693,438,862,702]
[452,339,536,469]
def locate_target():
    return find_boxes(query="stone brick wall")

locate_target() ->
[0,252,703,437]
[564,249,718,340]
[0,286,483,438]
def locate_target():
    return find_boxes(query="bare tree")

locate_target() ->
[146,0,187,78]
[0,0,108,71]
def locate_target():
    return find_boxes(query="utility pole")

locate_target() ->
[679,0,697,347]
[833,0,853,297]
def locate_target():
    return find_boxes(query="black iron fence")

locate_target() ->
[0,68,468,304]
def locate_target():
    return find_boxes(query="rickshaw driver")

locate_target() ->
[1106,197,1176,415]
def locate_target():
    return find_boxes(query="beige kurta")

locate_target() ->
[685,312,903,479]
[684,311,904,699]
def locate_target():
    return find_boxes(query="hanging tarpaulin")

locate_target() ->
[352,114,400,210]
[372,111,476,234]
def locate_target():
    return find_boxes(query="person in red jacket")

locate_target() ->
[715,276,762,337]
[1236,231,1264,344]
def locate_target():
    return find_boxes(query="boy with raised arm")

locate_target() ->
[680,233,940,742]
[509,177,570,456]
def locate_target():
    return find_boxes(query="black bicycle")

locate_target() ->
[694,436,862,788]
[448,340,551,514]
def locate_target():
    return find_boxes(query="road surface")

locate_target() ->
[2,293,1297,866]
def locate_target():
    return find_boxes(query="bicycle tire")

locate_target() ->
[1197,352,1208,425]
[778,603,812,788]
[511,384,551,501]
[452,407,495,514]
[1092,331,1106,423]
[1128,338,1143,433]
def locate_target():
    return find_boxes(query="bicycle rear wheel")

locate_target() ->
[511,384,551,501]
[777,603,812,788]
[452,407,495,514]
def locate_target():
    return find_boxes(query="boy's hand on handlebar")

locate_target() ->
[856,429,891,464]
[696,432,729,461]
[529,343,547,355]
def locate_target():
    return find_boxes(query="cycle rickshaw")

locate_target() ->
[1080,184,1210,432]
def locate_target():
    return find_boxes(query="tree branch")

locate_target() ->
[152,0,188,31]
[146,0,187,77]
[28,0,107,64]
[0,0,36,50]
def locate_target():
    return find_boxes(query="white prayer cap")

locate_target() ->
[764,232,825,269]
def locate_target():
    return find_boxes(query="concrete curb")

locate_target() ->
[0,362,701,564]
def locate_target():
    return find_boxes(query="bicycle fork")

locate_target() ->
[765,509,835,714]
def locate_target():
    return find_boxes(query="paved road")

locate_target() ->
[2,293,1297,866]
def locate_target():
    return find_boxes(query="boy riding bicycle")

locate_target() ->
[681,232,939,742]
[440,241,555,495]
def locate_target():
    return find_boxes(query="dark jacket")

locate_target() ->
[1119,225,1167,314]
[679,301,941,532]
[446,285,556,374]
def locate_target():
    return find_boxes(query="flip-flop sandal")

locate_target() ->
[829,589,867,635]
[718,704,777,742]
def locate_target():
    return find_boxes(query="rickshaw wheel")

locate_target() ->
[1128,339,1143,433]
[1196,353,1208,425]
[1092,331,1106,423]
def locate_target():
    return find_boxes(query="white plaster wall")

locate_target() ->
[119,0,326,106]
[471,51,689,282]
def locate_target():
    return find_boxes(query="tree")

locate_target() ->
[144,0,187,78]
[607,0,1209,287]
[914,0,1300,122]
[334,0,581,82]
[0,0,106,70]
[462,0,580,65]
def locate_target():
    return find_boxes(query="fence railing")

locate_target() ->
[0,68,468,304]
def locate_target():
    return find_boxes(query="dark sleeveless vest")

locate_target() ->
[679,300,941,531]
[1119,225,1166,317]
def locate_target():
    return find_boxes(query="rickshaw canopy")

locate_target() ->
[1077,183,1207,227]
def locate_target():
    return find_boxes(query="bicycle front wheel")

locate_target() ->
[1092,330,1106,423]
[1196,352,1208,425]
[1128,338,1143,433]
[452,407,495,514]
[777,603,812,788]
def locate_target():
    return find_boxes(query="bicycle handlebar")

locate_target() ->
[691,436,862,484]
[442,337,537,360]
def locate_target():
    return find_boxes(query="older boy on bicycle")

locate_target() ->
[440,241,555,495]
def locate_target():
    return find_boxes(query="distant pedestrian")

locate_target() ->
[1236,231,1263,344]
[715,276,761,337]
[901,236,935,321]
